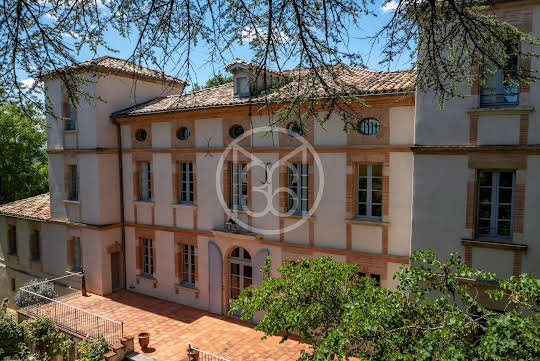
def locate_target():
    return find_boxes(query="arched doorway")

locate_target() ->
[228,247,252,300]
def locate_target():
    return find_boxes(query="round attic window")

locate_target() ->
[177,127,191,140]
[135,128,147,142]
[357,118,381,135]
[287,123,305,137]
[229,124,245,139]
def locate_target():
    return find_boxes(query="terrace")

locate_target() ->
[18,274,306,361]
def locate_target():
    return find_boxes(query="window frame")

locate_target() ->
[178,162,194,203]
[8,225,17,255]
[73,237,82,273]
[476,170,515,241]
[287,163,309,214]
[228,247,252,300]
[141,238,154,277]
[357,272,381,287]
[480,42,520,108]
[139,162,152,201]
[357,118,381,135]
[230,163,248,209]
[64,102,76,131]
[235,76,250,97]
[355,163,383,220]
[32,230,41,262]
[68,165,78,201]
[181,244,196,288]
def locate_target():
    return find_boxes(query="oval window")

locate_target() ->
[229,124,245,139]
[176,127,191,140]
[358,118,381,135]
[287,123,305,137]
[135,128,147,142]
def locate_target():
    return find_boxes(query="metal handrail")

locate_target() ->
[188,345,231,361]
[21,289,123,325]
[19,273,123,345]
[20,273,82,290]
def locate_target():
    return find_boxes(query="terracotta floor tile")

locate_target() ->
[63,291,306,361]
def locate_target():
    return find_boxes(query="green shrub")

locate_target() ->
[22,316,73,361]
[76,336,110,361]
[0,307,24,359]
[14,279,57,308]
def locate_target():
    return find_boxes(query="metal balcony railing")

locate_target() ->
[480,86,519,108]
[19,273,123,345]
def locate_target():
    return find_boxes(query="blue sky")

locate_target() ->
[23,1,407,91]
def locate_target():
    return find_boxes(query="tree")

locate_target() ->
[22,316,73,361]
[0,304,24,359]
[1,1,538,127]
[229,251,540,360]
[76,336,111,361]
[191,73,233,92]
[0,98,48,204]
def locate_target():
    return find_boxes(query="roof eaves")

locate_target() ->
[113,90,413,118]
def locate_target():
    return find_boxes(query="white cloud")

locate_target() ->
[62,32,81,39]
[21,78,36,88]
[381,0,399,13]
[241,26,290,44]
[43,12,57,20]
[20,78,44,94]
[241,26,263,42]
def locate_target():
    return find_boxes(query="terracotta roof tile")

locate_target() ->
[0,193,50,221]
[42,56,186,86]
[114,64,416,117]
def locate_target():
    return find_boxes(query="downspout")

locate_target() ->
[113,117,127,290]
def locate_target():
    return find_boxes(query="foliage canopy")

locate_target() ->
[191,73,233,92]
[76,335,111,361]
[230,251,540,360]
[2,0,539,126]
[0,98,48,204]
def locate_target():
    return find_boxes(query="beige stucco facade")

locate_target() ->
[411,2,540,279]
[0,59,415,315]
[119,102,413,312]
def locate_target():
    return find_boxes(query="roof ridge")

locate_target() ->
[188,81,234,95]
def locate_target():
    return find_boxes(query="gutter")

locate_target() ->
[112,117,127,290]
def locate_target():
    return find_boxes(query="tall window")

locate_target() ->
[139,162,152,201]
[142,238,154,277]
[229,247,252,300]
[68,165,78,201]
[73,237,82,272]
[356,164,383,219]
[477,171,514,240]
[179,162,194,203]
[64,102,76,131]
[182,244,196,287]
[480,40,519,107]
[7,225,17,255]
[287,163,309,214]
[32,230,40,261]
[230,163,248,209]
[235,76,249,97]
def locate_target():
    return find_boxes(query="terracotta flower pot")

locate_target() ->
[138,332,150,350]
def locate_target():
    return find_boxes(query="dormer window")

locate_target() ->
[226,59,284,97]
[235,76,250,97]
